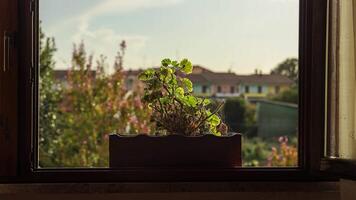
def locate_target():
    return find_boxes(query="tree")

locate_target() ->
[45,41,152,167]
[223,98,256,136]
[271,58,298,83]
[38,28,64,167]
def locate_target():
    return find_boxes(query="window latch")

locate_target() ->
[3,32,10,72]
[3,31,15,73]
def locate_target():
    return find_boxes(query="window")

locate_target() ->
[217,86,222,93]
[202,85,208,94]
[230,86,235,94]
[245,86,250,93]
[37,0,300,169]
[3,0,352,182]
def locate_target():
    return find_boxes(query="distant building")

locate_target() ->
[53,69,97,88]
[184,66,240,97]
[185,66,294,99]
[237,73,294,101]
[53,66,294,100]
[123,69,145,92]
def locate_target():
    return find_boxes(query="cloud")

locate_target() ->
[80,0,184,20]
[75,0,184,36]
[69,27,148,72]
[46,0,185,70]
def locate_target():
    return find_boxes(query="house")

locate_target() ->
[186,66,294,99]
[53,69,97,88]
[121,66,294,99]
[123,69,145,92]
[237,73,294,101]
[185,66,241,97]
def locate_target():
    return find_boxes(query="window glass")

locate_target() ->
[245,86,250,93]
[231,86,235,94]
[39,0,299,168]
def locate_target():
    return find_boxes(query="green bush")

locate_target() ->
[223,97,256,136]
[271,86,298,104]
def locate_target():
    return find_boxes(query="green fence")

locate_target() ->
[256,100,298,138]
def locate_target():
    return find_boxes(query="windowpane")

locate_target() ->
[39,0,299,168]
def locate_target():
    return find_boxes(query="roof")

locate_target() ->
[53,70,96,81]
[123,69,144,77]
[237,74,294,85]
[121,66,294,86]
[185,74,210,84]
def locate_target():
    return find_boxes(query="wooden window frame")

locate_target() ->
[0,0,336,183]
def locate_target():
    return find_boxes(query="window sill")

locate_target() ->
[0,182,340,194]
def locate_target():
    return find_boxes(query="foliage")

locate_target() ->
[271,85,298,104]
[242,137,270,166]
[223,97,256,136]
[139,58,227,136]
[39,38,151,167]
[242,136,298,167]
[271,58,298,83]
[38,28,64,167]
[38,30,298,167]
[267,136,298,167]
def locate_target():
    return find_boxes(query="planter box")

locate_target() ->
[109,133,242,168]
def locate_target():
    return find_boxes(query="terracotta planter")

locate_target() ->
[109,133,242,168]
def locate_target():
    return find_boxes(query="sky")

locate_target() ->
[40,0,299,74]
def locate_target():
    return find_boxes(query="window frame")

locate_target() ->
[322,0,356,180]
[0,0,335,183]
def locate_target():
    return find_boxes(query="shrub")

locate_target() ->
[223,97,256,136]
[267,136,298,167]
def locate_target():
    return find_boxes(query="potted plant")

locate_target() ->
[110,58,241,168]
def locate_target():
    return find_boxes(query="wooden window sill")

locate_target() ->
[0,182,340,194]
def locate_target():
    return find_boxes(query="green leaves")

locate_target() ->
[138,69,155,81]
[179,59,193,74]
[161,58,172,67]
[182,78,193,92]
[208,114,221,126]
[139,58,225,136]
[175,87,185,97]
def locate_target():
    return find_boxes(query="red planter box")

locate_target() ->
[109,133,242,168]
